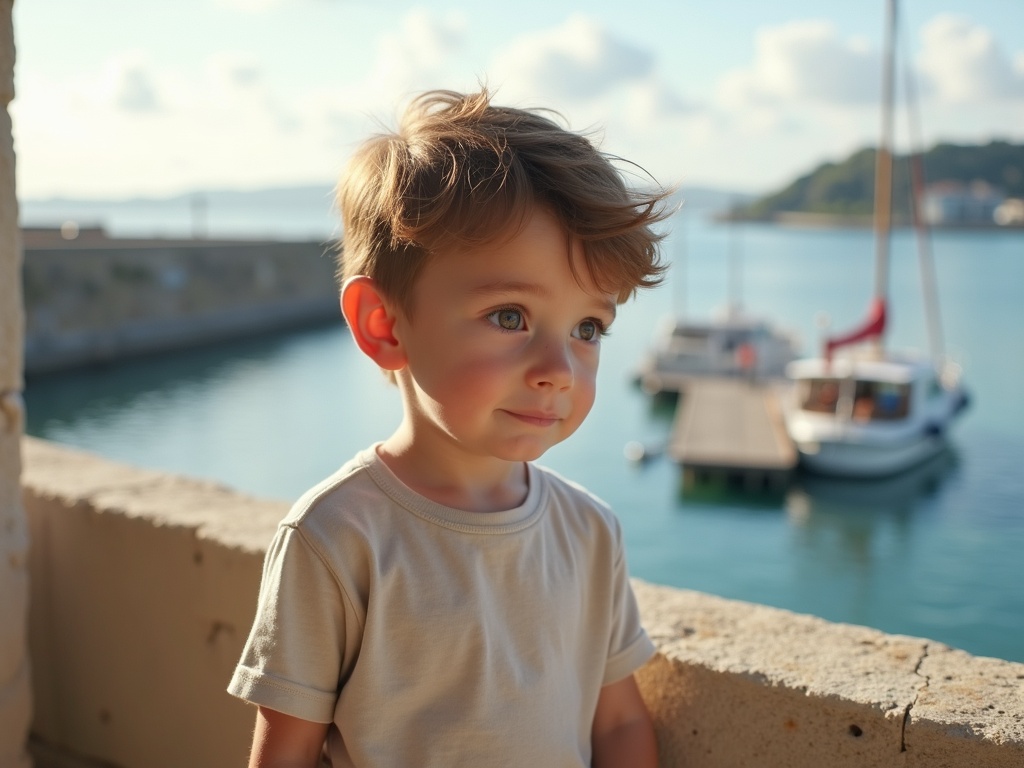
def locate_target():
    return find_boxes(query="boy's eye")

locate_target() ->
[488,308,524,331]
[573,319,602,342]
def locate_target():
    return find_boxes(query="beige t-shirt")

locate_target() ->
[228,444,655,767]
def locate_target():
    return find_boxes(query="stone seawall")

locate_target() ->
[22,229,342,375]
[19,437,1024,768]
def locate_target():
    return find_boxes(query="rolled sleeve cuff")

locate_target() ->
[602,630,657,686]
[227,665,337,724]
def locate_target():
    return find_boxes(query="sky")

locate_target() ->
[11,0,1024,200]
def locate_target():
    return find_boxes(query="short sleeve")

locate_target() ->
[602,520,656,685]
[227,524,352,723]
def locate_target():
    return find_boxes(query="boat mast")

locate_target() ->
[900,9,947,367]
[872,0,897,355]
[821,0,895,363]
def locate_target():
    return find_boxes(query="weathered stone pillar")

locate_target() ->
[0,1,32,766]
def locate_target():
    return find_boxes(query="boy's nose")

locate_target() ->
[527,339,574,391]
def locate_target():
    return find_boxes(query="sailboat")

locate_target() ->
[783,0,969,479]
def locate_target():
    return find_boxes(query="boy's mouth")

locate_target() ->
[502,409,560,427]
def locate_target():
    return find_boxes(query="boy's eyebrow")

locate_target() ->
[470,280,617,318]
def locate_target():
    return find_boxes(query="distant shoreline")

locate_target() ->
[717,210,1024,231]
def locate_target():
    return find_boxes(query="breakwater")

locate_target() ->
[22,228,342,375]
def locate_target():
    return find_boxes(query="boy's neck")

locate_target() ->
[376,431,529,514]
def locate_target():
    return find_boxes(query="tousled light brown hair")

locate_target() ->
[336,88,672,311]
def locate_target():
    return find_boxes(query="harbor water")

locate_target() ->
[22,212,1024,663]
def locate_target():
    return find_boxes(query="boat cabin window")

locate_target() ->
[798,377,911,421]
[799,378,842,414]
[852,380,911,421]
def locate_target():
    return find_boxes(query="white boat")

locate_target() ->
[637,204,797,393]
[785,354,968,478]
[784,0,969,478]
[636,308,798,394]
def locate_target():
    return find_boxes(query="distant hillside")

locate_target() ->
[734,140,1024,221]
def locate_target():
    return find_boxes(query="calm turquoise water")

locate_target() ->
[23,216,1024,662]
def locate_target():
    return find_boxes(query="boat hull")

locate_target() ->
[793,430,949,478]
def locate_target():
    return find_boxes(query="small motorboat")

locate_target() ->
[636,308,798,394]
[785,352,968,478]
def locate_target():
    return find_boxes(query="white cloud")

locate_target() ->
[114,68,161,113]
[12,48,327,197]
[354,7,469,105]
[207,53,264,91]
[89,53,166,114]
[917,15,1024,103]
[625,80,695,120]
[12,14,460,197]
[490,14,654,103]
[12,7,1021,200]
[635,20,895,190]
[718,21,880,109]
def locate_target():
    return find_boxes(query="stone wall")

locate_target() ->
[20,437,1024,768]
[22,231,341,375]
[0,1,32,766]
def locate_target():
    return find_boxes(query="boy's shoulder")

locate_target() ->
[532,461,603,501]
[531,462,620,525]
[280,445,384,530]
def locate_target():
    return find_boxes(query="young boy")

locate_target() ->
[228,88,670,767]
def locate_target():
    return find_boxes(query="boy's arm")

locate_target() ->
[590,674,658,768]
[247,706,329,768]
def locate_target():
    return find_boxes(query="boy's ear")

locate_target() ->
[340,276,406,370]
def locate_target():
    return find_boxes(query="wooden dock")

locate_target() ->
[668,377,797,493]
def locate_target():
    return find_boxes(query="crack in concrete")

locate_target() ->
[901,642,931,752]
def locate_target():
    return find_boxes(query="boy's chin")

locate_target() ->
[489,439,559,464]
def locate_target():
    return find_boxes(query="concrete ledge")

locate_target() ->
[634,582,1024,766]
[20,437,1024,768]
[23,437,285,768]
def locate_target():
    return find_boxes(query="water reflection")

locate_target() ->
[24,323,342,435]
[785,449,959,566]
[677,471,788,509]
[786,448,959,524]
[781,450,960,623]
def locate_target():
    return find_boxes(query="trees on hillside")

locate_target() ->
[735,141,1024,221]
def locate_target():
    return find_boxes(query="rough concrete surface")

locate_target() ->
[2,2,32,765]
[633,580,1024,767]
[0,432,31,768]
[23,438,282,768]
[0,85,22,392]
[905,646,1024,766]
[21,437,287,552]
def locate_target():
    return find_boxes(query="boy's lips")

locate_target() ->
[503,409,561,427]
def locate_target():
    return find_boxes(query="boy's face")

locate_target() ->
[392,206,617,464]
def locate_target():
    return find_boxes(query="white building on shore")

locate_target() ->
[923,180,1005,225]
